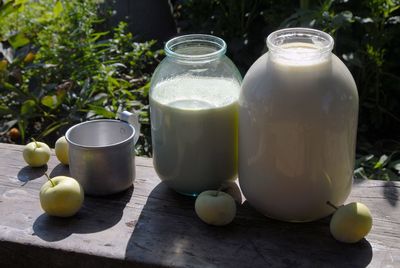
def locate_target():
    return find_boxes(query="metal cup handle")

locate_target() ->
[118,111,141,144]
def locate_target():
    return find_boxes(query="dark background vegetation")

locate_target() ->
[1,0,399,180]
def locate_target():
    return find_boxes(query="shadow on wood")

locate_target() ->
[384,181,399,207]
[49,163,71,178]
[17,165,48,186]
[353,178,367,184]
[125,182,373,267]
[32,186,133,242]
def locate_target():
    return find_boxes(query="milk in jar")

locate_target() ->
[151,76,240,195]
[239,28,359,222]
[149,34,242,196]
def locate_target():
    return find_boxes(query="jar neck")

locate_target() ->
[165,34,227,64]
[267,28,334,64]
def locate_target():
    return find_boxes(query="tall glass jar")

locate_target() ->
[239,28,359,222]
[150,34,242,196]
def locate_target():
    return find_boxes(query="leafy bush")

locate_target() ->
[0,0,162,155]
[173,0,298,74]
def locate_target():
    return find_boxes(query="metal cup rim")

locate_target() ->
[65,119,136,149]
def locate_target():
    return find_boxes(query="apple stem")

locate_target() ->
[44,173,55,187]
[31,137,39,148]
[326,201,338,210]
[214,185,224,197]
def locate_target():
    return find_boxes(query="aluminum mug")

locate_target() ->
[65,111,140,196]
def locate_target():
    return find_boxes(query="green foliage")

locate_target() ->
[355,152,400,181]
[0,0,162,155]
[173,0,298,74]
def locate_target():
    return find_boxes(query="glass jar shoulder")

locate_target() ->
[150,55,242,87]
[330,54,359,101]
[240,52,358,104]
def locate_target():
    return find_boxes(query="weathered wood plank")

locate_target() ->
[0,143,399,268]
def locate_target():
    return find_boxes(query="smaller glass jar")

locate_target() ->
[150,34,242,196]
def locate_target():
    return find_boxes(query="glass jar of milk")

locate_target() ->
[239,28,358,222]
[150,34,241,196]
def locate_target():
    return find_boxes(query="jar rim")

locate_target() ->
[165,34,227,62]
[267,28,334,57]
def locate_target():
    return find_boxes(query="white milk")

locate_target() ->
[150,76,240,195]
[239,43,358,222]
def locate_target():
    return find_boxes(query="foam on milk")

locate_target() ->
[151,76,239,108]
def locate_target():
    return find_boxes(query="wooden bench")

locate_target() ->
[0,143,399,267]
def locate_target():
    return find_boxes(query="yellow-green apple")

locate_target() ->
[23,140,51,167]
[195,190,236,226]
[55,136,69,165]
[329,202,373,243]
[40,175,84,217]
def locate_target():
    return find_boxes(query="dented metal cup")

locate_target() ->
[65,111,140,196]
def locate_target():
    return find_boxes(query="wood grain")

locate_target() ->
[0,143,399,268]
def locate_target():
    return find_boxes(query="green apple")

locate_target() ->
[40,175,84,217]
[23,140,51,167]
[329,202,373,243]
[55,136,69,165]
[195,190,236,226]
